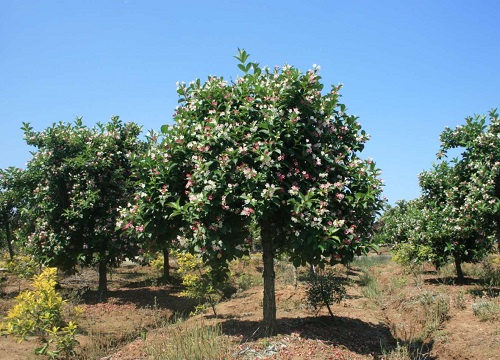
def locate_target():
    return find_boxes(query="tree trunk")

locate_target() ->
[162,247,170,280]
[98,260,108,298]
[454,256,464,284]
[260,219,276,335]
[5,218,14,260]
[496,217,500,255]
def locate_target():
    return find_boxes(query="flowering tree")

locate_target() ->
[380,111,498,282]
[438,110,500,254]
[418,161,493,281]
[171,50,384,332]
[22,117,142,295]
[0,167,25,259]
[118,127,188,279]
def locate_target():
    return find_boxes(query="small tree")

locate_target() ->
[170,50,384,332]
[22,117,142,295]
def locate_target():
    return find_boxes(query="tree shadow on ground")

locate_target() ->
[81,285,198,315]
[425,276,481,286]
[218,315,436,358]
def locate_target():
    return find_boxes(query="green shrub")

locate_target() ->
[4,253,38,279]
[472,300,500,321]
[418,292,450,336]
[304,267,346,317]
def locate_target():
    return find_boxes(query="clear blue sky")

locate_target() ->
[1,0,498,203]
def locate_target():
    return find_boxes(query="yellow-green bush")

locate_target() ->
[4,253,39,279]
[1,267,82,357]
[176,252,222,316]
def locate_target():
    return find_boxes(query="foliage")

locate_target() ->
[1,267,82,357]
[472,299,500,321]
[21,117,142,293]
[167,49,384,329]
[176,251,222,316]
[118,126,188,279]
[0,166,25,258]
[418,292,450,336]
[4,253,39,279]
[378,111,499,281]
[34,321,79,359]
[304,267,346,317]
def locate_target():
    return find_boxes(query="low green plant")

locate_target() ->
[359,269,382,301]
[176,252,223,317]
[236,273,254,292]
[146,320,231,360]
[382,340,428,360]
[454,290,467,310]
[304,267,346,318]
[418,292,450,336]
[353,254,391,270]
[34,321,79,359]
[150,254,165,272]
[472,300,500,321]
[1,267,82,357]
[4,253,39,279]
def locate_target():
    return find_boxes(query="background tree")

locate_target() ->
[418,161,493,282]
[0,167,25,259]
[438,110,500,254]
[171,50,384,332]
[22,117,142,295]
[380,111,498,282]
[118,127,188,280]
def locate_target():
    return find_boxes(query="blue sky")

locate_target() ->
[1,0,499,203]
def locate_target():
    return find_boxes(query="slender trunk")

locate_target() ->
[454,256,464,284]
[98,260,108,298]
[261,219,276,335]
[317,272,335,318]
[496,218,500,255]
[162,247,170,280]
[496,182,500,254]
[5,219,14,260]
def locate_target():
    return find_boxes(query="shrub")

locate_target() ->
[4,253,38,279]
[1,267,81,357]
[305,267,346,318]
[472,300,500,321]
[176,252,223,316]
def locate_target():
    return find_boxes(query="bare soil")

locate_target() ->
[0,256,498,359]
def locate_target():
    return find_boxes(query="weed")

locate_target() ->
[453,290,466,310]
[418,292,450,336]
[236,273,254,292]
[146,320,231,360]
[359,270,382,302]
[472,300,500,321]
[352,254,391,270]
[382,340,429,360]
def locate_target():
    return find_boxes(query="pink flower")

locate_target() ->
[241,207,255,216]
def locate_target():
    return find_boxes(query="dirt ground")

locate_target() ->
[0,256,499,359]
